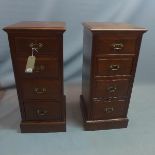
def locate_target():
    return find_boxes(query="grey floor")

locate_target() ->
[0,84,155,155]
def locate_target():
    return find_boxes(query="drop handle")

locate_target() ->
[34,88,47,94]
[29,43,43,49]
[34,65,45,72]
[112,43,124,52]
[110,64,120,71]
[107,86,117,93]
[36,109,48,116]
[105,107,114,113]
[103,98,112,102]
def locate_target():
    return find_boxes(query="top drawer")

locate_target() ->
[14,36,60,56]
[94,34,138,55]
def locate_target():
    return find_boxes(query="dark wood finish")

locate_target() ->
[15,36,60,54]
[4,21,65,31]
[81,22,147,130]
[3,21,66,132]
[21,79,60,100]
[82,22,147,31]
[24,100,61,121]
[95,33,139,55]
[92,79,130,97]
[95,57,134,76]
[80,95,128,131]
[20,121,66,133]
[92,98,127,120]
[16,57,59,78]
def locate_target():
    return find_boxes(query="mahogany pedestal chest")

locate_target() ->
[80,22,147,131]
[4,21,66,133]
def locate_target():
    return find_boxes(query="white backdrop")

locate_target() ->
[0,0,155,88]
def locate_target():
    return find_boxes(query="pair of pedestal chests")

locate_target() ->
[3,21,147,133]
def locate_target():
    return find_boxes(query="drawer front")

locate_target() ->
[93,79,130,98]
[95,34,138,55]
[24,100,61,121]
[92,98,127,120]
[16,57,59,78]
[15,36,60,55]
[95,57,134,76]
[21,79,61,100]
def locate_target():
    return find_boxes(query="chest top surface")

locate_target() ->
[83,22,147,32]
[3,21,66,32]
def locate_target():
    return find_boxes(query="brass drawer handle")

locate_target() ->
[29,43,43,49]
[105,107,114,113]
[103,98,112,102]
[36,109,48,116]
[107,86,117,93]
[110,64,120,71]
[94,98,113,103]
[112,43,124,52]
[34,88,47,94]
[34,65,45,72]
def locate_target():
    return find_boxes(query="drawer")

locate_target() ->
[95,57,134,76]
[15,36,60,56]
[93,79,130,98]
[24,100,61,121]
[16,57,59,78]
[92,98,127,120]
[21,79,61,100]
[95,34,138,55]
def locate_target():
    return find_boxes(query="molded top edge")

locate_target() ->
[3,21,66,31]
[83,22,147,32]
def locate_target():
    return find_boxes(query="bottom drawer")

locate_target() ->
[24,100,61,121]
[92,98,127,120]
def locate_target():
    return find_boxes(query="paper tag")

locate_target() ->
[25,56,36,73]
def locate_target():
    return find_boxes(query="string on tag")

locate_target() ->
[32,47,39,57]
